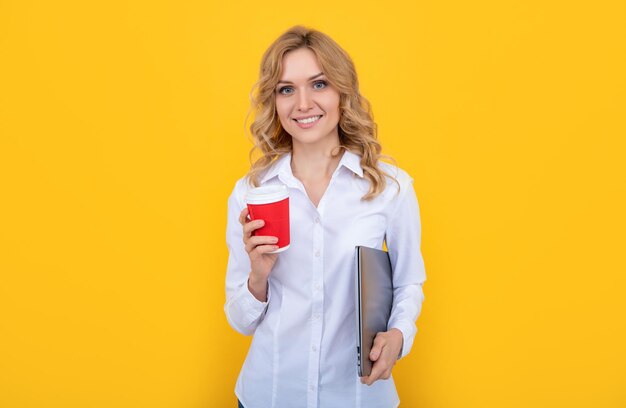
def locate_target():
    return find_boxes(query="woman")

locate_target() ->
[224,25,426,408]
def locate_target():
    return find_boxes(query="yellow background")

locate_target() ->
[1,0,625,407]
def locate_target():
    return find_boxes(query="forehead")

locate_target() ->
[280,48,323,80]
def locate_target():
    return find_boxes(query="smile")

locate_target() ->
[293,115,323,129]
[294,115,322,124]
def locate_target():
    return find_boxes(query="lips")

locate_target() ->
[293,115,323,123]
[292,114,322,129]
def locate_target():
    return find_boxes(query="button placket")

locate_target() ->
[307,211,324,407]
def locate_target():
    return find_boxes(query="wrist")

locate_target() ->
[389,328,404,358]
[248,274,268,302]
[389,328,403,338]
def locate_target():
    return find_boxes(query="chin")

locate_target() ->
[293,136,334,146]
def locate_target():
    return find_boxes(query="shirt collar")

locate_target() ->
[259,149,364,185]
[339,149,364,178]
[259,153,292,184]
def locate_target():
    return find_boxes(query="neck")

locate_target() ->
[290,141,344,181]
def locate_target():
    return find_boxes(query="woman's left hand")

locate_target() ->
[360,328,404,386]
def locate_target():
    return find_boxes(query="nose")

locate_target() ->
[297,88,313,112]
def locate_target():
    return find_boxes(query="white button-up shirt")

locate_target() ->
[224,150,426,408]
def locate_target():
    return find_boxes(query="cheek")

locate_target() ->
[325,94,341,116]
[275,101,290,123]
[326,101,341,122]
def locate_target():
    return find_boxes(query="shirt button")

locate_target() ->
[310,384,316,391]
[313,313,321,320]
[312,345,317,352]
[314,250,320,257]
[314,217,320,224]
[315,283,321,291]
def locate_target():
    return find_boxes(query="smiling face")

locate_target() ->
[274,47,341,150]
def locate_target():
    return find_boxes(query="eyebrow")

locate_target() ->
[277,72,325,85]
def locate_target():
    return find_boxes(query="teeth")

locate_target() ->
[296,115,321,124]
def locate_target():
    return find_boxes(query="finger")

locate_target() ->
[243,219,265,240]
[238,207,250,225]
[363,360,385,386]
[369,345,382,362]
[245,236,279,253]
[250,244,280,256]
[370,334,387,361]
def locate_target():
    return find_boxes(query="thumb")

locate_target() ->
[370,345,381,361]
[370,333,386,361]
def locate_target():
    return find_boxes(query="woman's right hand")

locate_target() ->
[239,207,279,301]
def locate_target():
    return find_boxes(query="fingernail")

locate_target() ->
[271,237,279,242]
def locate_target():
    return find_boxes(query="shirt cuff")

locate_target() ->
[387,320,415,359]
[230,279,270,327]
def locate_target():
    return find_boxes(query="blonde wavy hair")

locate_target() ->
[245,25,398,200]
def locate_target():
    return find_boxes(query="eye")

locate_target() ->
[313,80,327,90]
[278,86,294,95]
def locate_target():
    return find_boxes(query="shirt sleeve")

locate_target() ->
[224,179,271,336]
[385,173,427,359]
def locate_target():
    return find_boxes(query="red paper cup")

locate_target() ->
[245,184,290,253]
